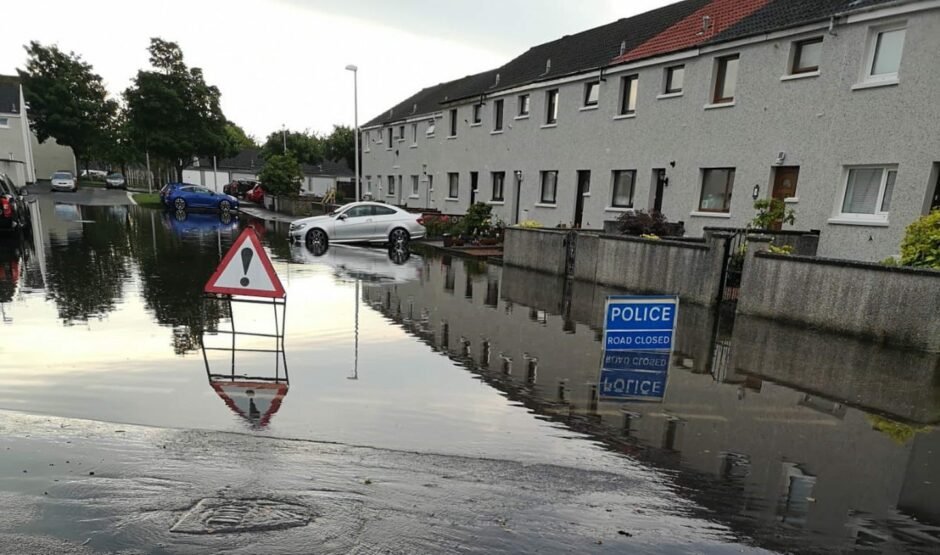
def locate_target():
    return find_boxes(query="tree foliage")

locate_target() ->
[258,154,303,196]
[899,209,940,269]
[617,210,684,237]
[18,41,117,167]
[123,38,230,181]
[224,122,256,151]
[751,198,796,229]
[323,125,355,169]
[260,129,322,165]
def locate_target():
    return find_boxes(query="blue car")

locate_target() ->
[163,184,239,213]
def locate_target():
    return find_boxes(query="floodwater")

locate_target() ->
[1,192,938,553]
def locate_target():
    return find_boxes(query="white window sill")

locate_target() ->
[446,135,457,140]
[409,195,420,199]
[827,216,889,227]
[445,197,460,202]
[490,130,504,135]
[488,200,506,205]
[385,148,393,151]
[398,138,406,143]
[582,193,591,197]
[851,78,899,91]
[540,123,557,129]
[426,134,435,139]
[392,165,400,169]
[613,113,636,120]
[704,101,735,110]
[657,91,683,99]
[780,71,819,82]
[514,115,529,120]
[387,193,396,197]
[605,206,634,212]
[689,210,731,218]
[579,105,599,111]
[409,144,417,149]
[783,196,799,204]
[534,202,557,208]
[469,122,482,127]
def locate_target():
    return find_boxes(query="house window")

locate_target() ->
[387,127,393,145]
[491,171,505,201]
[449,109,458,137]
[545,89,558,124]
[387,175,396,195]
[540,171,558,204]
[713,54,739,104]
[472,103,483,124]
[398,175,403,196]
[0,117,8,128]
[611,170,636,208]
[411,175,420,196]
[362,132,370,151]
[791,37,823,74]
[428,174,434,191]
[448,172,459,199]
[427,119,436,136]
[838,166,897,221]
[619,75,638,115]
[518,94,530,117]
[366,178,372,194]
[864,25,906,82]
[493,99,504,131]
[398,125,404,141]
[699,168,736,212]
[665,65,684,94]
[583,81,599,107]
[411,123,418,144]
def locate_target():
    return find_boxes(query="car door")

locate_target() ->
[333,205,375,241]
[195,187,215,208]
[370,205,402,240]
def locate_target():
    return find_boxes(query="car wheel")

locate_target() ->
[174,197,186,211]
[306,228,328,250]
[220,200,231,212]
[389,227,410,247]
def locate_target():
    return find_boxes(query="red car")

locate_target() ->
[245,184,266,204]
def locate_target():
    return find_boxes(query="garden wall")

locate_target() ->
[502,228,569,276]
[737,245,940,351]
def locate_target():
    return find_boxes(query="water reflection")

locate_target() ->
[363,254,940,554]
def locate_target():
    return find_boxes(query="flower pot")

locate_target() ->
[443,234,453,247]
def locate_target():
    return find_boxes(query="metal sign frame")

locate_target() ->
[200,294,288,384]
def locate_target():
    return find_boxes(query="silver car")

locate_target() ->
[289,201,426,248]
[105,172,126,189]
[50,171,77,192]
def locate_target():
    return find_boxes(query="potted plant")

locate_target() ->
[443,233,454,247]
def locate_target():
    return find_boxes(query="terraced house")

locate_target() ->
[361,0,940,261]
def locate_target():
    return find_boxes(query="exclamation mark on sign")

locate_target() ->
[240,248,253,287]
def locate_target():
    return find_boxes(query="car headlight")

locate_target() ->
[289,222,308,232]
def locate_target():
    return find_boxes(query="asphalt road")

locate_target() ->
[28,181,136,206]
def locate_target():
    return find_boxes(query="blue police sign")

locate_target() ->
[599,368,668,401]
[603,296,678,352]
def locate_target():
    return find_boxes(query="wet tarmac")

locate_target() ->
[0,192,937,553]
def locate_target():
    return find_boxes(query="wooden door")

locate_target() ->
[770,167,799,230]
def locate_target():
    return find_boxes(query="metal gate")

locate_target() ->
[564,231,578,278]
[717,230,748,303]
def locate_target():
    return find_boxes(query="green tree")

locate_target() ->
[899,209,940,269]
[99,107,141,175]
[323,124,355,169]
[124,38,230,181]
[260,129,322,165]
[18,41,117,172]
[224,122,257,152]
[258,154,303,196]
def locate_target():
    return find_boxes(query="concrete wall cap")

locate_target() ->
[755,251,940,277]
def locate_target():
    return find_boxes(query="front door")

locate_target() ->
[770,166,799,230]
[470,172,478,206]
[512,172,523,224]
[651,169,666,213]
[574,170,590,228]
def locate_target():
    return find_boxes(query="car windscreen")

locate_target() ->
[52,172,72,179]
[108,173,124,178]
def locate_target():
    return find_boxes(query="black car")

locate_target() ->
[0,173,30,233]
[222,180,259,198]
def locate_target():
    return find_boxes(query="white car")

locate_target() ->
[289,201,425,248]
[50,171,77,192]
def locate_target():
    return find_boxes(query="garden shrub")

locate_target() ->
[616,210,682,236]
[899,209,940,269]
[515,220,543,229]
[751,198,795,229]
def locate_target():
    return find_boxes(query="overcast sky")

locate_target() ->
[3,0,674,140]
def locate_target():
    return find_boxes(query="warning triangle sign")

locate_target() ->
[205,228,286,298]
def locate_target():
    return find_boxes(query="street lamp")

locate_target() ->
[345,64,360,202]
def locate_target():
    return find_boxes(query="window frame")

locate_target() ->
[410,175,420,197]
[610,170,636,208]
[712,54,740,104]
[790,37,823,75]
[387,175,396,196]
[411,123,418,145]
[386,127,393,147]
[472,103,483,125]
[698,168,736,213]
[833,165,897,223]
[491,171,505,201]
[0,117,8,128]
[861,23,906,85]
[447,172,459,199]
[545,89,559,125]
[619,74,638,115]
[539,170,558,204]
[398,125,405,142]
[493,99,504,131]
[517,94,530,117]
[583,81,600,107]
[664,65,684,94]
[449,109,458,137]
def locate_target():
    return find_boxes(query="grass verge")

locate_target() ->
[132,193,163,208]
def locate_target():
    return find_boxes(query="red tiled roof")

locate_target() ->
[613,0,772,64]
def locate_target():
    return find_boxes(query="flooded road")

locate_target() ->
[0,191,938,553]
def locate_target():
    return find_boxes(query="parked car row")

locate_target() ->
[222,180,259,198]
[159,183,239,213]
[0,173,30,233]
